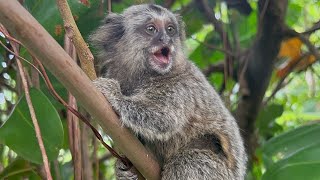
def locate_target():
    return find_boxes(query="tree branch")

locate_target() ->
[64,34,83,180]
[303,20,320,35]
[14,44,53,180]
[192,37,235,56]
[0,1,160,179]
[235,0,288,163]
[56,0,97,80]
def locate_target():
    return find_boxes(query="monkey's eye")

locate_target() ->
[146,25,157,35]
[167,25,176,35]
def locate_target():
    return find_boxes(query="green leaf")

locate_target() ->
[263,123,320,161]
[24,0,103,43]
[286,3,303,26]
[262,142,320,179]
[183,8,206,36]
[262,162,320,180]
[0,88,64,164]
[0,158,38,179]
[208,73,224,89]
[256,104,284,137]
[236,11,257,47]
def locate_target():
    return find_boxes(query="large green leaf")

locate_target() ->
[263,123,320,161]
[0,88,63,164]
[262,142,320,179]
[262,162,320,180]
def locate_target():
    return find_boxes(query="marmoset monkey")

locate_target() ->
[90,4,246,180]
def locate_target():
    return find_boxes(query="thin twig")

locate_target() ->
[80,125,94,179]
[93,137,100,180]
[0,24,21,44]
[64,34,83,180]
[191,38,234,56]
[31,56,40,88]
[303,20,320,35]
[12,43,53,180]
[56,0,97,80]
[53,160,62,180]
[0,41,41,74]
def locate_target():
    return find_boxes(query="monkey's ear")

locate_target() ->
[89,13,125,51]
[103,13,124,25]
[175,14,186,42]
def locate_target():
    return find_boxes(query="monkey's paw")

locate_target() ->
[93,78,122,111]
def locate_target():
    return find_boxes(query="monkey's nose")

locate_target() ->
[158,35,170,45]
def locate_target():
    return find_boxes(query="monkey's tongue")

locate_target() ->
[154,47,170,64]
[154,52,169,64]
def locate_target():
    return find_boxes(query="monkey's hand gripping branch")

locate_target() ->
[94,78,122,113]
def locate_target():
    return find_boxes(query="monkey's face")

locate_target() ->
[141,19,177,74]
[123,4,185,75]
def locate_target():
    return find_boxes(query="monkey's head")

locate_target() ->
[90,4,186,77]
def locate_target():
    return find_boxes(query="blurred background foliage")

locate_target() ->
[0,0,319,179]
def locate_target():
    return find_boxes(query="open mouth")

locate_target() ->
[153,46,170,65]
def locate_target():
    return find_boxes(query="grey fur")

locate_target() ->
[90,4,246,180]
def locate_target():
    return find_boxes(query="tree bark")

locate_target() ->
[236,0,288,162]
